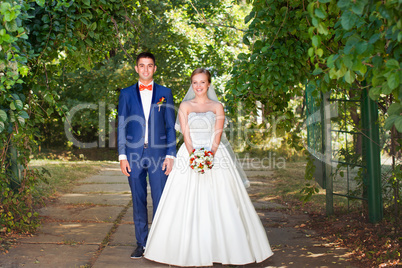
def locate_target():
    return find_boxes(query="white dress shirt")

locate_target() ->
[139,80,153,144]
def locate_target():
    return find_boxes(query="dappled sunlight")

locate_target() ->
[258,196,281,202]
[62,193,87,197]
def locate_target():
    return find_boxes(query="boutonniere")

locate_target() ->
[157,97,166,111]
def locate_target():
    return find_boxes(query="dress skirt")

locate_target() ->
[144,144,273,267]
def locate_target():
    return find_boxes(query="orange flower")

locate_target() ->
[157,97,166,111]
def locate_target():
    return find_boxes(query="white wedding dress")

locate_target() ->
[144,111,273,267]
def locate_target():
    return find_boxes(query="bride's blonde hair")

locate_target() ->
[190,68,211,83]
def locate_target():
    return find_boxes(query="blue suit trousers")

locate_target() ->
[127,147,168,247]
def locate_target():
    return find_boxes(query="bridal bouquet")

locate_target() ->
[189,148,214,174]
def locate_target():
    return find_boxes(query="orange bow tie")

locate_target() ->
[139,84,152,91]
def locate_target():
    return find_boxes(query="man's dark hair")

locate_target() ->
[136,52,156,66]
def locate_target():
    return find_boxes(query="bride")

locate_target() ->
[144,68,273,266]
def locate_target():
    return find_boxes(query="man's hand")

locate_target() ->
[120,160,131,176]
[162,158,174,175]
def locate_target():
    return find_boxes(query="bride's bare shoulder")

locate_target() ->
[179,101,192,116]
[179,100,191,109]
[211,101,224,112]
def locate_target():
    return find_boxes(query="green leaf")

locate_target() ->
[9,110,15,123]
[369,87,381,100]
[327,55,335,68]
[19,110,29,119]
[395,116,402,133]
[382,83,393,95]
[337,0,350,8]
[84,38,93,47]
[237,53,247,60]
[353,61,367,74]
[11,93,20,101]
[344,70,355,84]
[11,100,23,110]
[312,35,321,47]
[5,20,18,32]
[0,122,4,133]
[83,0,91,5]
[0,2,11,14]
[316,48,323,57]
[244,11,254,24]
[386,59,399,69]
[2,33,12,43]
[0,109,7,122]
[344,35,360,54]
[89,22,97,31]
[385,115,398,130]
[317,22,329,35]
[243,36,250,46]
[343,55,353,69]
[341,10,357,30]
[4,10,16,22]
[17,116,25,126]
[318,0,331,3]
[313,68,323,75]
[308,47,314,57]
[356,41,368,54]
[315,8,326,19]
[307,2,314,15]
[372,55,383,68]
[324,73,330,83]
[351,0,367,15]
[312,17,318,27]
[35,0,45,6]
[337,64,347,77]
[368,33,380,44]
[388,72,400,90]
[359,64,367,74]
[19,66,29,76]
[388,103,402,116]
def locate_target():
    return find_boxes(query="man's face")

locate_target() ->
[135,57,157,83]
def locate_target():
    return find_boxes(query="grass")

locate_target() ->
[247,160,328,213]
[28,160,112,201]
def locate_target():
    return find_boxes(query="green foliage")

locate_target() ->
[226,0,310,149]
[0,167,49,233]
[231,0,401,208]
[300,153,320,203]
[38,0,251,147]
[307,0,402,132]
[0,0,148,233]
[0,0,250,232]
[229,0,401,147]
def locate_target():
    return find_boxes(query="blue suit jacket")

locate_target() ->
[117,82,176,162]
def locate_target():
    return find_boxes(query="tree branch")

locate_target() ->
[269,0,289,48]
[98,5,135,62]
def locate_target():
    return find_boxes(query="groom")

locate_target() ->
[117,52,176,259]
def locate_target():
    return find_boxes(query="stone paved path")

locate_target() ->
[0,162,357,268]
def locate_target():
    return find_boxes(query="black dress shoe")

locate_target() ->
[130,246,145,259]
